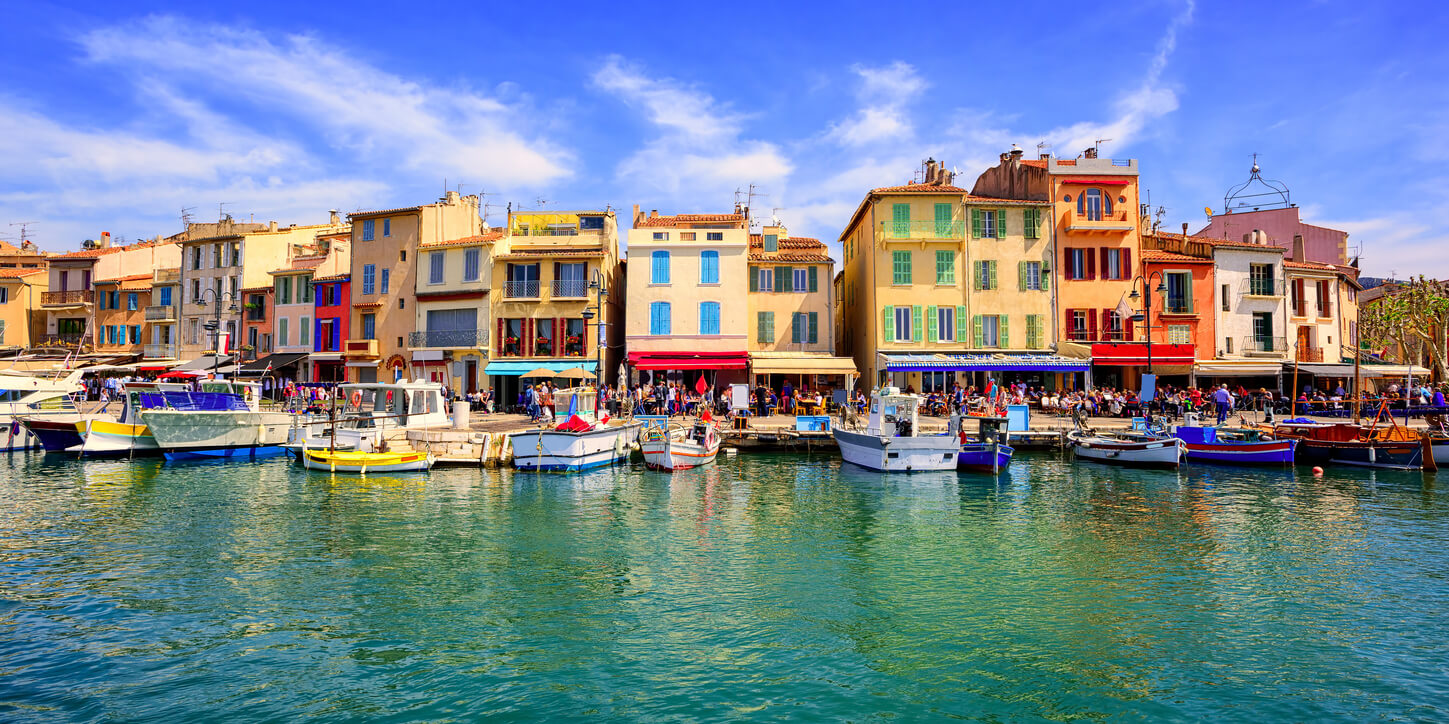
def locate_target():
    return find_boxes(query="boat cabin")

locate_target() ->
[337,379,449,430]
[867,388,922,438]
[552,387,598,423]
[200,380,263,411]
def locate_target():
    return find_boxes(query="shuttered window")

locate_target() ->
[650,302,672,335]
[699,302,720,335]
[892,250,911,285]
[936,250,955,285]
[651,251,671,284]
[700,251,719,284]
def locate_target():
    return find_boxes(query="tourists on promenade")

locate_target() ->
[1213,385,1234,425]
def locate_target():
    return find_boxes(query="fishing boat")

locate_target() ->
[141,380,291,460]
[18,411,86,453]
[0,370,84,452]
[1171,424,1297,466]
[1068,429,1185,468]
[508,388,641,472]
[833,388,959,472]
[300,448,434,474]
[76,382,190,457]
[639,420,720,471]
[1272,419,1429,471]
[952,414,1013,473]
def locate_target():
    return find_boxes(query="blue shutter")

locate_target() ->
[380,269,389,294]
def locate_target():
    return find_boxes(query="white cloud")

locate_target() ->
[826,62,925,146]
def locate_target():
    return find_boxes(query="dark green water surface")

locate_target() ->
[0,451,1445,721]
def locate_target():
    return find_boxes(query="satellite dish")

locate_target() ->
[1204,206,1213,219]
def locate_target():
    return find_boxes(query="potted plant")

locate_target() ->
[503,335,521,356]
[565,334,583,356]
[534,336,552,356]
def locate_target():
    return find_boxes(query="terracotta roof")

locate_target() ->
[1141,249,1212,264]
[870,182,968,194]
[349,206,420,220]
[420,230,506,248]
[748,235,834,263]
[1284,260,1337,271]
[1148,231,1284,252]
[352,300,385,308]
[241,286,272,293]
[94,273,155,285]
[0,268,45,279]
[313,273,350,283]
[268,257,326,275]
[1021,159,1048,168]
[52,239,168,259]
[634,213,746,228]
[495,249,606,260]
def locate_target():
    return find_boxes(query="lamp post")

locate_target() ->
[585,267,608,392]
[196,287,241,379]
[1127,272,1168,424]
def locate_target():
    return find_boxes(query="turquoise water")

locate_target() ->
[0,451,1445,721]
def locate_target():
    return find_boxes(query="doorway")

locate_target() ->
[465,359,478,394]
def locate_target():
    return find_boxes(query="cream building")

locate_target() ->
[0,269,46,350]
[411,229,503,393]
[746,222,855,390]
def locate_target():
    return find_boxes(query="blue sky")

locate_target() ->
[1,1,1445,277]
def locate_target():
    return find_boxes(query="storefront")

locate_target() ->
[1089,343,1195,392]
[879,353,1091,393]
[747,352,858,398]
[410,350,488,395]
[1192,360,1283,393]
[310,353,345,383]
[626,351,748,390]
[485,359,600,413]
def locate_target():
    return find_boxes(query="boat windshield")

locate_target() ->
[341,389,403,429]
[25,394,78,413]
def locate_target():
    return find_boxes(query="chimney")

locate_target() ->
[445,190,460,205]
[268,221,279,233]
[632,204,641,225]
[329,209,340,225]
[1009,145,1024,163]
[100,231,111,248]
[1083,147,1098,159]
[925,158,939,184]
[1182,223,1189,237]
[1292,234,1306,262]
[1243,232,1252,245]
[650,209,658,219]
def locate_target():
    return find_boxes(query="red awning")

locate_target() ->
[628,351,748,370]
[135,365,171,372]
[1060,177,1132,186]
[1090,343,1196,366]
[158,370,200,379]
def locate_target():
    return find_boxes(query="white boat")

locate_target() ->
[77,382,189,457]
[0,369,84,452]
[832,388,959,472]
[328,380,452,452]
[640,420,721,471]
[1068,430,1186,468]
[140,380,291,460]
[509,387,641,472]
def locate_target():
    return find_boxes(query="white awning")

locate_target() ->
[750,352,858,375]
[411,350,444,362]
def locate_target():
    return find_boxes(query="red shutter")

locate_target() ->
[1087,309,1099,341]
[554,318,562,356]
[1086,248,1097,280]
[525,318,534,356]
[1125,308,1135,341]
[1063,250,1075,280]
[1099,248,1109,281]
[497,317,505,355]
[1294,279,1306,316]
[1121,248,1132,281]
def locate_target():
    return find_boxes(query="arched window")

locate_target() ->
[1081,188,1104,221]
[651,251,671,284]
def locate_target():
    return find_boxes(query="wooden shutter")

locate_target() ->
[808,265,818,292]
[1063,250,1074,280]
[1087,309,1098,341]
[988,261,997,290]
[1041,262,1051,292]
[791,313,801,344]
[1293,278,1306,316]
[808,312,818,344]
[911,305,923,342]
[973,315,984,347]
[1086,249,1097,280]
[971,208,982,239]
[956,306,968,343]
[997,209,1007,238]
[998,315,1009,348]
[749,266,758,292]
[1121,249,1132,281]
[972,261,982,291]
[1100,248,1110,281]
[1018,261,1027,291]
[1184,271,1195,313]
[882,307,893,341]
[926,305,937,342]
[774,267,785,293]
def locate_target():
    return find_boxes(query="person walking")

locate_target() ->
[1213,384,1234,425]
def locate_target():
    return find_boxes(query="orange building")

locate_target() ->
[92,274,152,356]
[1140,236,1216,369]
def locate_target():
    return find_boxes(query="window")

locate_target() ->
[300,316,311,346]
[764,234,778,252]
[1168,324,1190,344]
[1105,311,1127,341]
[188,318,200,345]
[398,298,404,309]
[191,247,202,270]
[159,287,172,306]
[892,250,912,285]
[652,232,668,241]
[700,251,719,284]
[1316,280,1331,317]
[1249,264,1275,296]
[1023,208,1040,239]
[789,312,819,344]
[651,251,671,284]
[191,279,201,304]
[1226,337,1233,354]
[699,302,721,335]
[1020,261,1042,291]
[1025,315,1044,349]
[934,203,954,237]
[891,204,910,238]
[362,219,375,241]
[463,249,480,282]
[361,313,376,340]
[279,318,289,346]
[1222,284,1231,311]
[212,244,221,268]
[977,315,1001,347]
[1164,271,1192,313]
[380,269,389,295]
[793,268,808,291]
[1252,312,1274,350]
[757,268,773,292]
[757,311,774,344]
[301,275,313,304]
[1080,188,1103,221]
[974,260,997,290]
[362,264,375,295]
[937,306,955,342]
[276,277,291,305]
[1066,248,1088,280]
[382,218,391,237]
[429,251,445,284]
[935,250,955,285]
[1104,248,1124,280]
[894,306,912,342]
[1069,309,1091,341]
[707,232,723,241]
[680,232,696,241]
[981,210,997,238]
[650,302,672,335]
[400,250,406,262]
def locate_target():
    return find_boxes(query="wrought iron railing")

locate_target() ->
[1296,347,1324,362]
[144,305,176,321]
[503,280,540,298]
[408,329,488,348]
[550,279,588,298]
[144,343,177,359]
[41,290,92,305]
[878,220,965,240]
[1240,335,1288,354]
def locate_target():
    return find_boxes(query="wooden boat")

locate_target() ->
[953,414,1013,473]
[141,380,290,460]
[1273,420,1429,470]
[1068,430,1185,468]
[640,421,720,471]
[0,370,84,452]
[1171,425,1296,466]
[833,389,959,472]
[18,415,86,453]
[509,388,642,472]
[301,448,434,474]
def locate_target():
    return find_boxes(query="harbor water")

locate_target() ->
[0,452,1445,721]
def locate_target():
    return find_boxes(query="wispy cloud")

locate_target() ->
[825,62,925,147]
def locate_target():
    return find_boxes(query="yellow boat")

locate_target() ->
[300,448,434,474]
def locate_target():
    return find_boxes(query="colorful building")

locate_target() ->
[0,269,46,351]
[624,209,751,386]
[40,233,179,353]
[240,286,273,363]
[346,192,482,383]
[264,229,348,383]
[1138,234,1216,381]
[487,208,621,402]
[746,221,855,391]
[92,274,151,357]
[411,229,503,393]
[144,269,181,362]
[311,274,350,383]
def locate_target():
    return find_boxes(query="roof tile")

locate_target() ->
[635,213,746,228]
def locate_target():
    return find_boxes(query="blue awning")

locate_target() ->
[881,353,1089,373]
[483,360,598,377]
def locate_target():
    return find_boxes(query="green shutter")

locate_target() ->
[784,267,795,293]
[971,208,982,239]
[988,261,997,290]
[911,305,922,342]
[774,267,785,293]
[749,266,758,292]
[973,315,984,347]
[998,209,1007,237]
[882,306,893,341]
[1018,261,1027,291]
[892,203,910,238]
[1185,270,1195,313]
[1040,263,1051,292]
[999,315,1009,348]
[956,306,968,342]
[757,312,767,344]
[934,203,952,237]
[1023,208,1037,239]
[808,265,818,292]
[972,261,982,291]
[791,313,801,343]
[926,305,937,342]
[808,312,818,343]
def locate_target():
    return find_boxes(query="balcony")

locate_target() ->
[343,339,379,358]
[144,343,178,359]
[550,279,588,298]
[1064,209,1134,233]
[503,280,540,299]
[38,334,87,349]
[154,268,180,284]
[145,305,176,321]
[408,329,488,349]
[1240,278,1281,298]
[877,220,965,241]
[1296,346,1324,363]
[41,290,93,307]
[1240,336,1288,356]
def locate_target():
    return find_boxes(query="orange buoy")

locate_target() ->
[1312,466,1324,477]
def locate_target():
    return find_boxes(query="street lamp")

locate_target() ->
[196,288,240,379]
[585,269,608,388]
[1127,272,1168,426]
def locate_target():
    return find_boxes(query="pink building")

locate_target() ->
[1196,206,1348,267]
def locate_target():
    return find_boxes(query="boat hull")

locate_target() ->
[141,410,292,460]
[18,416,84,453]
[1297,439,1425,470]
[640,439,719,471]
[80,420,160,457]
[1180,439,1297,466]
[833,428,959,472]
[509,422,641,472]
[1071,434,1184,468]
[957,443,1014,473]
[301,449,433,473]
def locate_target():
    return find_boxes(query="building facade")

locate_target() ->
[311,274,350,382]
[144,269,181,362]
[93,275,151,356]
[240,287,273,363]
[41,234,179,353]
[411,230,502,393]
[746,222,855,389]
[0,269,46,350]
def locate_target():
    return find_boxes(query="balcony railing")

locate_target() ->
[41,290,93,306]
[1065,209,1134,232]
[144,343,178,359]
[145,305,176,321]
[39,334,87,349]
[1241,278,1279,297]
[878,220,965,241]
[503,280,540,298]
[1240,336,1288,355]
[550,279,588,298]
[1296,346,1324,362]
[408,329,488,349]
[343,339,379,357]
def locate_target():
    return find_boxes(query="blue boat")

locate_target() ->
[953,414,1014,473]
[1171,425,1296,466]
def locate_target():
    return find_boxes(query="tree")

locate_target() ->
[1360,277,1449,380]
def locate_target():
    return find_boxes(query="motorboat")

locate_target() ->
[288,380,453,454]
[18,407,86,453]
[509,388,641,472]
[952,414,1013,473]
[301,448,434,474]
[1171,424,1296,466]
[832,388,959,472]
[1272,418,1430,471]
[77,382,189,457]
[640,419,721,471]
[0,369,84,452]
[140,380,291,460]
[1068,429,1185,468]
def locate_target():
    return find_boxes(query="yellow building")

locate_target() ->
[411,229,504,393]
[0,269,46,351]
[838,160,1062,391]
[746,223,855,392]
[486,209,622,402]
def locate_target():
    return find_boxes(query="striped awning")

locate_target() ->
[881,353,1090,373]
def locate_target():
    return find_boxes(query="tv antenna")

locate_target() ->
[1036,141,1051,158]
[218,202,235,221]
[8,222,36,245]
[1094,138,1113,154]
[180,206,195,228]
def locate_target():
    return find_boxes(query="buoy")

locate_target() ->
[1312,466,1324,477]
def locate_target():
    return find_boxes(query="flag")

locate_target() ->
[695,375,709,395]
[1115,293,1133,324]
[567,391,579,419]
